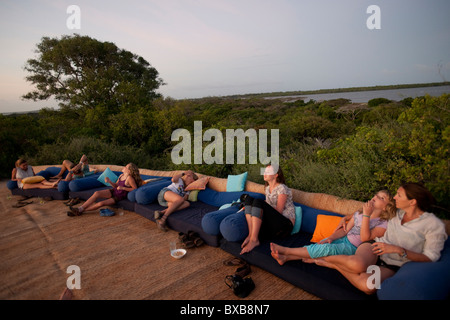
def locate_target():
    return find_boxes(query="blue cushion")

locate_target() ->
[127,188,138,202]
[7,180,18,190]
[220,210,248,242]
[97,168,118,187]
[202,206,241,236]
[69,177,104,192]
[197,187,264,208]
[135,180,172,205]
[291,205,302,235]
[377,239,450,300]
[226,172,247,192]
[58,180,70,193]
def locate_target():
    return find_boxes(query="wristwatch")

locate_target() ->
[400,248,407,258]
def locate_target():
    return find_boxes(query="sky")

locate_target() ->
[1,0,449,113]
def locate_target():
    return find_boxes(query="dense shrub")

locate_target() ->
[2,94,449,218]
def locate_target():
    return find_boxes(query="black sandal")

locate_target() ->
[179,232,195,248]
[187,231,204,247]
[67,206,82,217]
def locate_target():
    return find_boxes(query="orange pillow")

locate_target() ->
[184,176,210,191]
[310,214,343,243]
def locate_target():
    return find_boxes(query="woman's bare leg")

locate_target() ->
[270,242,311,265]
[78,189,112,213]
[240,216,262,254]
[51,160,74,178]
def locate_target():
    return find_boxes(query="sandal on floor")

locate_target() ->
[12,200,33,208]
[179,232,195,248]
[235,263,251,278]
[65,198,80,206]
[223,257,246,267]
[67,206,82,217]
[187,231,204,247]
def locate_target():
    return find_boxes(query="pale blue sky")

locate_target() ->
[1,0,449,113]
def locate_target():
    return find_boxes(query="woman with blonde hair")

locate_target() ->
[11,158,60,189]
[307,183,447,295]
[271,190,397,265]
[68,163,142,216]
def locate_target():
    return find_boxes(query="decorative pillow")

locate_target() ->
[22,176,45,184]
[97,168,118,187]
[188,190,199,202]
[310,214,342,243]
[185,176,210,191]
[226,172,248,192]
[291,206,303,235]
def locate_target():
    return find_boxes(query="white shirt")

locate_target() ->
[16,166,34,189]
[376,210,447,266]
[167,178,188,197]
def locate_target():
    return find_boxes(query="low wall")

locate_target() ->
[36,164,363,216]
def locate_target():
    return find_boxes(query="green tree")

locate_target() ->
[22,34,165,115]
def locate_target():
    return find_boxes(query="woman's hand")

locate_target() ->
[318,237,332,244]
[371,242,402,256]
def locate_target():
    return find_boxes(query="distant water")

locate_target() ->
[273,85,450,103]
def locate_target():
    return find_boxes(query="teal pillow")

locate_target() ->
[226,172,248,192]
[291,205,303,235]
[97,168,118,187]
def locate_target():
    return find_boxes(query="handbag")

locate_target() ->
[224,274,255,298]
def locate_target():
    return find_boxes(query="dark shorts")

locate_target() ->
[110,188,127,203]
[376,257,401,273]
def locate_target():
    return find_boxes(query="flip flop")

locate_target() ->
[223,257,246,267]
[12,200,33,208]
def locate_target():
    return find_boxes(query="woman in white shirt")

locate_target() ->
[11,159,60,189]
[311,182,447,295]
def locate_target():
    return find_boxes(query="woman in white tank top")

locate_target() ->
[12,159,60,189]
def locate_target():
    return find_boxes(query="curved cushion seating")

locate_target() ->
[7,167,69,200]
[377,238,450,300]
[7,165,450,300]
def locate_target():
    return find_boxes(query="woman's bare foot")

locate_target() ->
[271,249,287,265]
[241,236,250,249]
[301,258,316,264]
[52,178,61,187]
[240,239,260,254]
[269,242,288,255]
[313,258,335,269]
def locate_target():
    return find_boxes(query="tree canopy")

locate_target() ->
[23,34,165,113]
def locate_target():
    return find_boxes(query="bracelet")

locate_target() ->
[363,215,370,218]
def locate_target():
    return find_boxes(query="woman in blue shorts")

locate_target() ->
[271,190,396,265]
